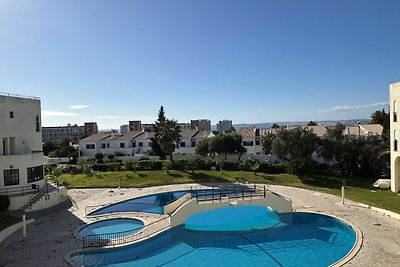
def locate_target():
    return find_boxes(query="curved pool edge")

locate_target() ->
[331,219,363,267]
[296,211,363,267]
[73,217,146,241]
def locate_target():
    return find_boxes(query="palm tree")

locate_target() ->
[156,119,181,161]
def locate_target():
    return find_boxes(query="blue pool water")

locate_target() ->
[74,209,356,267]
[89,191,189,216]
[186,206,281,232]
[79,218,144,237]
[89,188,254,216]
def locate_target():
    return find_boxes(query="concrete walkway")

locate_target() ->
[0,184,400,266]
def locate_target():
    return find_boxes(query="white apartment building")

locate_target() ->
[390,82,400,192]
[0,93,45,209]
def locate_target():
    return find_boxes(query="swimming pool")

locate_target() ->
[88,191,189,216]
[79,218,144,238]
[73,208,357,267]
[88,187,256,216]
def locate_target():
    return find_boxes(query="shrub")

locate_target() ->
[162,160,172,173]
[92,162,122,172]
[257,163,286,174]
[107,154,115,160]
[0,195,10,212]
[95,153,104,163]
[171,159,189,170]
[136,160,163,171]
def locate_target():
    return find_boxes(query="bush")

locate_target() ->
[107,154,115,160]
[92,162,122,172]
[221,161,241,171]
[95,153,104,163]
[188,156,208,170]
[257,163,286,174]
[171,159,190,170]
[0,195,10,212]
[136,160,163,171]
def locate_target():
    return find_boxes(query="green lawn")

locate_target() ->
[0,213,20,231]
[59,170,400,213]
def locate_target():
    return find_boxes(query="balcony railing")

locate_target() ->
[0,92,40,100]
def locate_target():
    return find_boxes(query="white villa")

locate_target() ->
[390,82,400,193]
[80,129,215,158]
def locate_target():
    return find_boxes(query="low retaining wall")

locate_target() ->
[170,193,292,227]
[164,193,192,215]
[0,218,35,243]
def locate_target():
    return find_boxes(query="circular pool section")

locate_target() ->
[186,206,281,232]
[73,210,358,267]
[79,218,144,237]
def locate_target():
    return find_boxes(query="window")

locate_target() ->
[101,143,106,148]
[148,142,152,147]
[181,142,186,147]
[4,169,19,186]
[394,100,398,122]
[107,143,110,148]
[191,140,196,147]
[9,111,14,118]
[86,144,95,149]
[255,140,260,145]
[27,165,44,183]
[395,130,398,151]
[139,142,143,147]
[132,141,136,147]
[120,143,125,148]
[243,141,254,146]
[35,115,40,132]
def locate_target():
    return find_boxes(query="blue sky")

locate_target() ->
[1,0,398,129]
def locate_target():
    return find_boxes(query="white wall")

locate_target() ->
[0,95,45,195]
[391,82,400,192]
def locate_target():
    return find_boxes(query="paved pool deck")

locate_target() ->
[1,183,400,266]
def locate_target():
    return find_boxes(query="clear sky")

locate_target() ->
[1,0,399,129]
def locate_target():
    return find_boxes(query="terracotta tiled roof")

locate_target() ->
[80,133,110,141]
[239,127,256,138]
[134,131,155,140]
[115,131,143,140]
[306,126,327,137]
[192,130,212,139]
[344,124,383,137]
[361,124,383,135]
[180,129,198,139]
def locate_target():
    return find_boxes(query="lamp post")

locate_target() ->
[268,153,272,173]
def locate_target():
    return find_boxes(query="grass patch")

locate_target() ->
[0,213,20,230]
[59,170,400,214]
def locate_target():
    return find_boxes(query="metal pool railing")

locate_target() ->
[82,216,170,248]
[190,184,267,203]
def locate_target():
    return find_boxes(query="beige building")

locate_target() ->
[390,82,400,192]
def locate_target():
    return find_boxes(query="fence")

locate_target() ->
[0,185,39,197]
[191,184,266,203]
[82,216,170,248]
